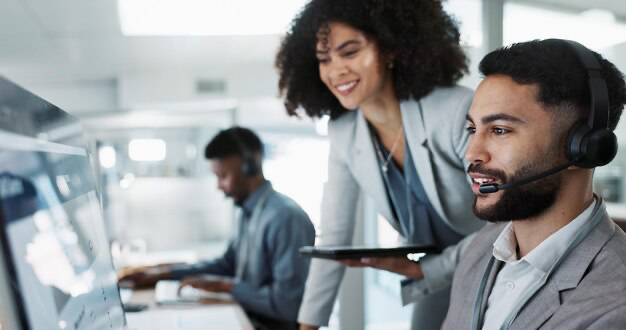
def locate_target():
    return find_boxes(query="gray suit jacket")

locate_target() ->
[298,86,485,326]
[443,201,626,329]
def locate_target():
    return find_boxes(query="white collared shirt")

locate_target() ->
[481,199,596,330]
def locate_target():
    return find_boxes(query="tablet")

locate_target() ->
[299,244,440,260]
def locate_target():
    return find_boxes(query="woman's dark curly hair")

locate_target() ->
[275,0,468,119]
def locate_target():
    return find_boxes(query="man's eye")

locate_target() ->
[466,126,476,134]
[492,127,509,135]
[318,58,329,64]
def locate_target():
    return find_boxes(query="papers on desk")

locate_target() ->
[155,280,233,304]
[125,306,250,330]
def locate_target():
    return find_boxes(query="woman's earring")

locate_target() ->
[388,62,394,69]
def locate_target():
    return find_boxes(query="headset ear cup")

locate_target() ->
[241,157,260,176]
[250,161,260,176]
[241,161,250,176]
[583,129,618,167]
[565,120,590,163]
[565,120,617,168]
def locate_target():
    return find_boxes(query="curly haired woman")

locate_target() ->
[276,0,484,329]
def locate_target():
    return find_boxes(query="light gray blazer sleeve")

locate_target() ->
[297,134,361,327]
[400,86,479,304]
[401,232,476,304]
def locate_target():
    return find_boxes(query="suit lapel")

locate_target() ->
[510,279,561,330]
[401,100,445,219]
[553,207,614,291]
[510,204,615,329]
[350,111,400,232]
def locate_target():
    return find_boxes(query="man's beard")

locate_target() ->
[468,158,563,222]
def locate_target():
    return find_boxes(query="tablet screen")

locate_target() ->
[299,244,440,259]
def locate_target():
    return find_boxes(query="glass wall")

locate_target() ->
[262,131,329,230]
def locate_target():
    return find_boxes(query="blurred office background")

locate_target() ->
[0,0,625,329]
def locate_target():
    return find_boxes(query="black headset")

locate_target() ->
[562,39,618,168]
[227,129,261,177]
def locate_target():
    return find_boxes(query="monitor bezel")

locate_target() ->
[0,203,29,330]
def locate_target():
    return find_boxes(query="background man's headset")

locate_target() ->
[479,39,618,194]
[227,129,261,177]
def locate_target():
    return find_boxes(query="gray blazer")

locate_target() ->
[443,200,626,329]
[298,86,485,326]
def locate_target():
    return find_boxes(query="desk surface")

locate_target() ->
[125,288,253,330]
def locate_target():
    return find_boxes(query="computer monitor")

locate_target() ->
[0,77,125,329]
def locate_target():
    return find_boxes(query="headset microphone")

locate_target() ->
[478,158,580,194]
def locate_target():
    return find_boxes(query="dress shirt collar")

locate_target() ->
[492,198,597,272]
[239,180,271,217]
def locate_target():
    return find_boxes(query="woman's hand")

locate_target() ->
[299,325,319,330]
[339,257,423,279]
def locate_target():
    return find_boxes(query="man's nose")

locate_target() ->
[465,131,490,165]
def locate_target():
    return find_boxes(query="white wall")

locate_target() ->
[108,177,235,252]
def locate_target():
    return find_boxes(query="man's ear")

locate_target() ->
[556,119,574,162]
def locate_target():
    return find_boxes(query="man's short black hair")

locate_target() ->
[479,39,626,131]
[204,126,263,160]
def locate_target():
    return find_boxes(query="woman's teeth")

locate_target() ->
[337,81,357,92]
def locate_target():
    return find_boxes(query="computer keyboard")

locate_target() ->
[154,280,233,304]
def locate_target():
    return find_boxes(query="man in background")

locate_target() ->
[120,126,316,330]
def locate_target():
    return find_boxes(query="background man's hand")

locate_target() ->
[118,264,173,289]
[299,324,319,330]
[339,257,423,279]
[178,276,234,294]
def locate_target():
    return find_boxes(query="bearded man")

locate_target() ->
[443,39,626,329]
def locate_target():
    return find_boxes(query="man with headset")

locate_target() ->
[120,126,316,330]
[442,39,626,329]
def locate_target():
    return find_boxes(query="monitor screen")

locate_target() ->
[0,77,125,330]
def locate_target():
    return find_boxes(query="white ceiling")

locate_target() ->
[0,0,282,82]
[0,0,623,82]
[523,0,626,19]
